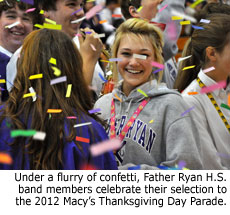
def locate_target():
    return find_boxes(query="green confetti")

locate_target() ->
[11,130,36,138]
[221,103,230,110]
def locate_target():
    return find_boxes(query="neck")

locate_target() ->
[122,82,135,97]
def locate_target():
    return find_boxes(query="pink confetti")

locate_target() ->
[26,8,36,13]
[200,80,226,94]
[75,33,82,37]
[167,21,177,41]
[203,66,215,74]
[90,138,122,156]
[151,61,164,69]
[90,44,96,51]
[85,4,103,20]
[66,116,77,119]
[158,4,168,13]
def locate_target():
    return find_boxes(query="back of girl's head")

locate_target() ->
[2,29,95,169]
[120,0,141,19]
[112,18,164,82]
[174,14,230,92]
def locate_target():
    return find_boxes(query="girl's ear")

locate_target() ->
[206,46,217,63]
[129,6,140,18]
[43,10,50,18]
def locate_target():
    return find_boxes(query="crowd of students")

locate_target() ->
[0,0,229,170]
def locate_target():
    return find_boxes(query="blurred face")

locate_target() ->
[215,43,230,81]
[117,34,155,96]
[45,0,84,38]
[0,6,33,53]
[139,0,163,21]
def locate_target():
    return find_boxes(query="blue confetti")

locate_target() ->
[128,165,141,170]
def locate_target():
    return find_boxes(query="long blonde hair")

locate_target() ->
[111,18,164,83]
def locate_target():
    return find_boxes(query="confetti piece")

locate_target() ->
[66,84,72,98]
[21,0,34,5]
[49,57,56,65]
[76,136,90,143]
[171,16,183,20]
[85,31,92,34]
[33,131,46,141]
[158,4,168,13]
[171,9,197,23]
[29,87,37,102]
[88,108,101,114]
[26,8,36,13]
[11,130,36,137]
[23,92,36,98]
[90,44,96,51]
[80,164,98,170]
[220,103,230,110]
[180,20,191,25]
[200,19,210,24]
[43,23,62,30]
[151,61,164,69]
[167,21,177,40]
[114,93,122,102]
[71,7,83,16]
[109,58,122,62]
[74,122,92,128]
[112,14,122,18]
[178,55,192,63]
[0,79,6,83]
[39,10,44,14]
[100,59,110,63]
[137,89,148,97]
[71,16,86,24]
[178,160,186,169]
[136,6,143,12]
[217,152,230,159]
[98,73,107,82]
[128,165,141,170]
[50,76,67,85]
[228,94,230,106]
[5,21,20,29]
[94,33,105,38]
[66,116,77,119]
[182,65,196,70]
[29,74,43,80]
[181,106,195,117]
[149,120,154,123]
[0,153,12,165]
[85,4,103,20]
[192,25,204,30]
[133,54,147,60]
[99,20,107,24]
[153,68,163,74]
[187,92,198,95]
[34,24,44,29]
[90,138,122,156]
[200,81,226,94]
[75,33,82,37]
[203,66,215,74]
[190,0,204,9]
[45,18,56,25]
[52,66,61,76]
[47,109,62,113]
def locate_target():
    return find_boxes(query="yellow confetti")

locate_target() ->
[171,16,183,20]
[23,92,36,98]
[47,109,62,113]
[183,65,196,70]
[149,120,154,123]
[29,74,43,80]
[49,57,57,65]
[66,84,72,98]
[34,24,44,29]
[39,10,44,14]
[137,6,143,12]
[0,79,6,83]
[190,0,204,9]
[51,66,61,76]
[180,20,191,25]
[45,18,56,25]
[137,89,148,97]
[43,23,62,30]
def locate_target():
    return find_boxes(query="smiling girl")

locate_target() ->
[94,18,203,170]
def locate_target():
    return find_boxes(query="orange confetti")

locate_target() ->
[76,136,90,143]
[115,93,122,102]
[99,20,107,24]
[47,109,62,113]
[188,92,198,95]
[112,14,122,18]
[228,94,230,106]
[0,152,13,165]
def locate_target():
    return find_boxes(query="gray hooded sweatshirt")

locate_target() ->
[94,80,203,170]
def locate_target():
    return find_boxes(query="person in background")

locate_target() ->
[120,0,185,89]
[94,18,203,170]
[6,0,105,98]
[179,14,230,169]
[0,29,117,170]
[0,0,41,102]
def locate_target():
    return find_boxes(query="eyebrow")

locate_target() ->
[120,48,151,52]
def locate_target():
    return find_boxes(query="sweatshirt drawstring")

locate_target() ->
[125,98,133,114]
